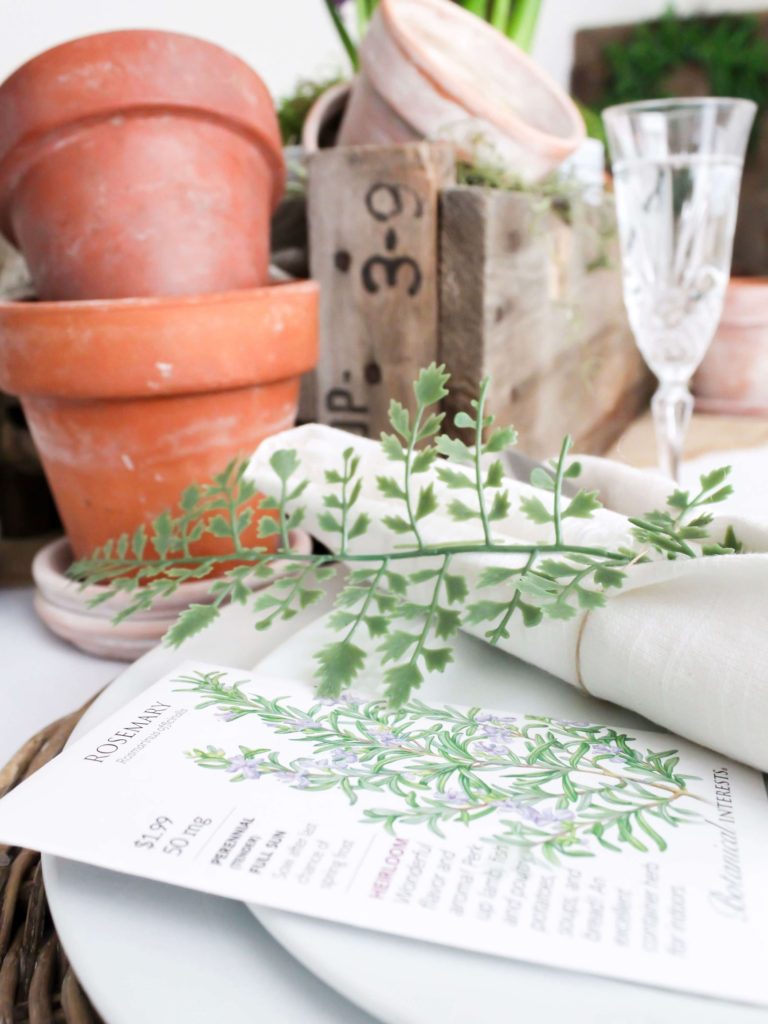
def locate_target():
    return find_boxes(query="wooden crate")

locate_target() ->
[439,186,652,456]
[307,142,455,436]
[306,143,651,454]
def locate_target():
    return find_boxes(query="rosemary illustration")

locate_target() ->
[178,669,703,865]
[71,365,738,706]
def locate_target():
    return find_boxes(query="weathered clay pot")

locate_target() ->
[0,281,318,558]
[302,81,352,153]
[338,0,584,180]
[694,277,768,414]
[0,30,285,300]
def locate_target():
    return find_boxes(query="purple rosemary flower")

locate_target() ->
[215,709,239,723]
[226,754,265,778]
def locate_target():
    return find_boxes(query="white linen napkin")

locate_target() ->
[248,424,768,772]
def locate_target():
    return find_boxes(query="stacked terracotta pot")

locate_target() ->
[0,30,318,558]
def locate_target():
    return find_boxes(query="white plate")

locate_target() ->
[251,616,768,1024]
[43,590,376,1024]
[43,600,767,1024]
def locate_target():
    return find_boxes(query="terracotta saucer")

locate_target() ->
[32,531,312,661]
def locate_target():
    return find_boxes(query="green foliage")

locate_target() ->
[277,74,344,145]
[179,669,704,863]
[70,365,738,708]
[596,9,768,134]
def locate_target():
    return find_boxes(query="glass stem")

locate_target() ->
[651,382,694,483]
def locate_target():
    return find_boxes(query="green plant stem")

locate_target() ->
[404,406,426,548]
[474,379,493,545]
[323,0,359,69]
[506,0,542,51]
[344,559,389,643]
[488,549,537,642]
[340,452,351,555]
[74,540,630,578]
[553,436,571,546]
[411,554,450,666]
[490,0,512,32]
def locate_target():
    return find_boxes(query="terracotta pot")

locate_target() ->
[338,0,584,180]
[0,30,285,300]
[0,281,318,559]
[693,278,768,415]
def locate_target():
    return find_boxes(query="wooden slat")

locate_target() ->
[439,185,652,456]
[307,142,455,437]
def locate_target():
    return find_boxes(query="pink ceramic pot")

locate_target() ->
[694,278,768,414]
[33,532,312,660]
[0,30,285,300]
[338,0,584,180]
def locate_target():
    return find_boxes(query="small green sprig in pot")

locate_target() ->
[70,365,739,706]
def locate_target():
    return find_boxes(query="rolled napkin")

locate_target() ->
[247,424,768,772]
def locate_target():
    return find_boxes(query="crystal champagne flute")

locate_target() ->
[603,98,755,481]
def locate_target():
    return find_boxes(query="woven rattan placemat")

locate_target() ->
[0,700,103,1023]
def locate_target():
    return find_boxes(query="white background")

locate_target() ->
[0,0,766,102]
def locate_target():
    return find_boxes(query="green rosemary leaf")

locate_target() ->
[315,641,367,695]
[529,467,555,491]
[435,607,461,639]
[364,615,389,637]
[348,513,370,540]
[269,449,300,482]
[537,559,579,577]
[699,466,731,492]
[423,647,453,672]
[257,517,280,537]
[384,662,424,703]
[435,435,473,463]
[388,400,410,439]
[379,630,420,663]
[564,490,602,519]
[413,362,450,406]
[317,511,342,533]
[593,566,625,588]
[444,573,469,603]
[453,410,475,429]
[667,489,690,510]
[488,490,511,521]
[543,601,578,621]
[520,495,552,524]
[484,460,504,488]
[576,587,605,610]
[700,485,734,505]
[520,601,544,627]
[411,448,437,474]
[180,484,200,511]
[131,524,148,560]
[410,568,440,583]
[377,475,406,500]
[477,566,518,587]
[484,426,518,453]
[165,603,220,647]
[435,465,473,488]
[117,534,128,560]
[208,514,233,538]
[385,571,408,595]
[382,514,412,534]
[153,511,172,558]
[415,483,438,520]
[380,433,406,462]
[465,600,508,624]
[416,412,445,442]
[447,498,477,521]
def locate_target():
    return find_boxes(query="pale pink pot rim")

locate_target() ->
[377,0,584,161]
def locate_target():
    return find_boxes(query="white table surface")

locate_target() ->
[0,586,125,765]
